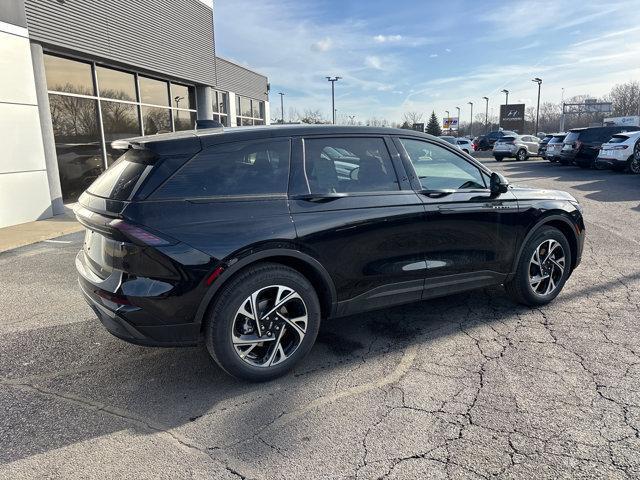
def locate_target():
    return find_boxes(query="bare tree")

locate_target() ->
[366,117,389,127]
[300,109,327,124]
[609,81,640,116]
[402,111,424,126]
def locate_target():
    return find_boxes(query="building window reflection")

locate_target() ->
[235,94,265,126]
[101,101,141,165]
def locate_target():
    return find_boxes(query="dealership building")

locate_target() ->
[0,0,270,228]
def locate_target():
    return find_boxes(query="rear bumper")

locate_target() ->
[595,157,627,169]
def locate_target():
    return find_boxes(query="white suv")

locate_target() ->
[595,131,640,173]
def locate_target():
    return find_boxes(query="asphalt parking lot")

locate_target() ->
[2,156,640,479]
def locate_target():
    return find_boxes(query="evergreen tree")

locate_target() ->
[426,111,442,136]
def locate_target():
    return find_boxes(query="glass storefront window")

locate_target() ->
[174,109,196,131]
[44,54,94,95]
[171,83,195,109]
[251,99,260,119]
[142,106,172,135]
[96,66,136,101]
[48,94,103,202]
[139,76,169,106]
[101,101,141,164]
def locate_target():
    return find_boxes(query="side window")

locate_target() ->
[399,138,487,191]
[303,137,399,193]
[153,138,290,198]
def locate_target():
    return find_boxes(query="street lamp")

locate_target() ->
[326,76,341,124]
[278,92,285,124]
[445,110,450,134]
[482,96,489,133]
[455,106,461,137]
[468,101,473,137]
[532,78,542,136]
[501,89,509,106]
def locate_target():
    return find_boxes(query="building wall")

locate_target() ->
[24,0,216,86]
[0,10,52,228]
[216,57,269,102]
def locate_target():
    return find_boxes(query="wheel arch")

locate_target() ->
[195,249,337,329]
[511,214,580,275]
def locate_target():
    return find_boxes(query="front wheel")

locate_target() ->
[516,149,527,162]
[505,227,572,306]
[205,263,321,381]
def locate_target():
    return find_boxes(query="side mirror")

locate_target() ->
[490,172,509,194]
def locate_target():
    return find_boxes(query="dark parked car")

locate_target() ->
[473,130,517,151]
[560,126,640,168]
[75,125,585,381]
[538,134,554,157]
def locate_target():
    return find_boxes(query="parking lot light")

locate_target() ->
[456,106,461,137]
[482,96,489,133]
[532,78,542,136]
[468,101,473,137]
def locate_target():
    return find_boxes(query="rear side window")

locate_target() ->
[153,139,290,198]
[87,149,156,200]
[608,135,628,144]
[304,137,398,193]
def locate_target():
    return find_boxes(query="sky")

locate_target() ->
[213,0,640,124]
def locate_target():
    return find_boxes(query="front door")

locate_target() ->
[394,137,519,297]
[289,135,428,316]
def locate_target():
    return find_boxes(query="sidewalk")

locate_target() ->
[0,206,82,253]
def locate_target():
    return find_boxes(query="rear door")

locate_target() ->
[394,137,520,295]
[289,135,427,315]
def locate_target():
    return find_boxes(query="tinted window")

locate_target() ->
[154,139,290,198]
[607,135,629,144]
[564,131,581,143]
[96,66,136,101]
[44,54,95,95]
[88,149,156,200]
[399,138,486,191]
[549,136,566,144]
[304,137,398,193]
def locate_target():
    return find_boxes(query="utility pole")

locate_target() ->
[468,101,473,137]
[456,106,461,137]
[560,87,565,132]
[532,77,542,136]
[278,92,285,124]
[326,76,341,124]
[482,96,489,133]
[445,110,450,134]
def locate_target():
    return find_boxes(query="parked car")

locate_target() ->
[439,135,473,154]
[560,126,640,168]
[75,125,584,381]
[544,134,567,162]
[474,130,517,151]
[595,131,640,173]
[493,134,540,161]
[538,134,554,157]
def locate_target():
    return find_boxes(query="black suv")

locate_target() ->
[76,125,585,381]
[560,126,640,168]
[474,130,517,151]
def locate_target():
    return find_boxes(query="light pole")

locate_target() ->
[532,77,542,136]
[326,76,341,124]
[560,87,565,132]
[468,101,473,137]
[456,106,461,137]
[445,110,450,134]
[277,92,285,124]
[482,96,489,133]
[501,89,509,106]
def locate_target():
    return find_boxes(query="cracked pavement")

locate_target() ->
[1,157,640,479]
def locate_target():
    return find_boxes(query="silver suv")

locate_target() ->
[493,134,540,162]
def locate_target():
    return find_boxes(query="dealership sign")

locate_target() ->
[443,117,458,130]
[500,104,525,133]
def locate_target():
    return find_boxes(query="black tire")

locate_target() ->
[516,149,527,162]
[628,154,640,174]
[204,262,321,381]
[504,226,572,307]
[494,156,504,162]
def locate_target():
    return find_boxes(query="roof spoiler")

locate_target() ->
[111,139,144,150]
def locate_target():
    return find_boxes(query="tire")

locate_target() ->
[204,262,321,381]
[516,149,527,162]
[504,226,572,307]
[628,154,640,174]
[494,156,504,162]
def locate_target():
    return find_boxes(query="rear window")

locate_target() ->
[153,139,290,199]
[564,131,581,143]
[607,135,629,144]
[87,149,157,200]
[498,136,516,142]
[549,135,566,144]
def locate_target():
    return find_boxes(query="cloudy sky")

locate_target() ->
[214,0,640,123]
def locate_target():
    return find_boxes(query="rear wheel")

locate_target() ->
[628,154,640,174]
[505,226,572,306]
[205,263,321,381]
[516,149,527,162]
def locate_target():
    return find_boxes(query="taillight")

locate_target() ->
[109,219,174,246]
[610,145,629,150]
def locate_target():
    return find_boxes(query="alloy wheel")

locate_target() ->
[630,145,640,174]
[231,285,308,367]
[517,149,526,161]
[528,239,566,296]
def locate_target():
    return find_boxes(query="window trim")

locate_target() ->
[298,135,403,197]
[394,136,491,193]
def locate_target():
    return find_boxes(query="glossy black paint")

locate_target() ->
[75,125,585,346]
